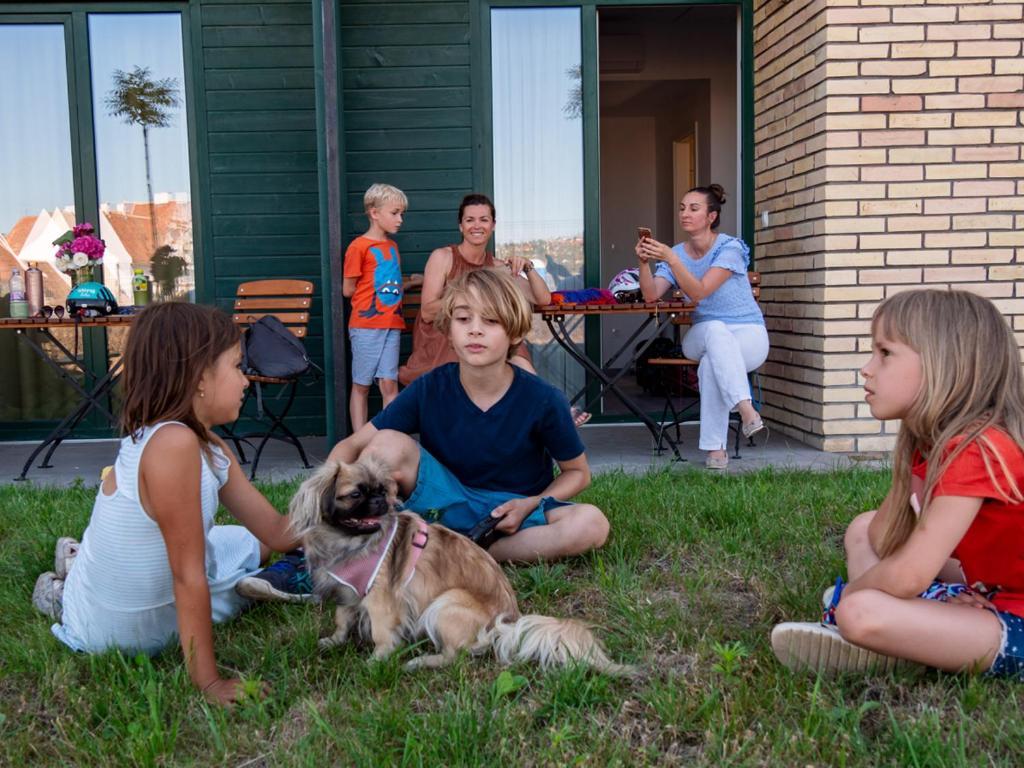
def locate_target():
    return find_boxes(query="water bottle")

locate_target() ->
[26,262,44,317]
[9,268,28,318]
[132,268,151,306]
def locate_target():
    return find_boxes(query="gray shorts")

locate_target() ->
[349,327,400,385]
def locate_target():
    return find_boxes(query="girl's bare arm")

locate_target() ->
[141,426,251,705]
[212,435,298,552]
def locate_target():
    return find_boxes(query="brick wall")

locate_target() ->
[754,0,1024,452]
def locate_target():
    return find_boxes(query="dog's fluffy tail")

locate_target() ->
[483,614,636,677]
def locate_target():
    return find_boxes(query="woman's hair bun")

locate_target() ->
[707,184,727,205]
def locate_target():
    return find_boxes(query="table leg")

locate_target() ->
[545,315,684,462]
[12,347,122,481]
[16,329,116,422]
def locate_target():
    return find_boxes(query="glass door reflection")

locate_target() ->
[491,8,585,398]
[89,13,194,307]
[0,23,82,423]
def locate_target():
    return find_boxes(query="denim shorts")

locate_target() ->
[401,446,569,535]
[349,328,400,385]
[987,610,1024,679]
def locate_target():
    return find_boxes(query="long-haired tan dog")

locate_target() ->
[289,458,633,675]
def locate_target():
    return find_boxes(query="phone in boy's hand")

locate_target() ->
[637,227,652,241]
[467,514,506,549]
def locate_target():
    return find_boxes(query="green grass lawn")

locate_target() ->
[3,468,1023,766]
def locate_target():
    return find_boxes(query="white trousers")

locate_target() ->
[681,321,769,451]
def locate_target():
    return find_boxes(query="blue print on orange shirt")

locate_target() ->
[359,244,402,319]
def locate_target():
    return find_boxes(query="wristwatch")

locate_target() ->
[521,260,534,273]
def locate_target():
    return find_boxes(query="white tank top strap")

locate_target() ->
[114,421,190,504]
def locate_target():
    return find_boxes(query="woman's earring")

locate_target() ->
[199,390,205,398]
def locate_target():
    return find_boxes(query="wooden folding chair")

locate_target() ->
[221,279,314,480]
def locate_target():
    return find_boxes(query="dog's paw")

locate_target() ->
[404,653,448,671]
[318,635,345,651]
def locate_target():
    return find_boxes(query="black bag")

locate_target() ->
[635,336,679,395]
[242,315,311,378]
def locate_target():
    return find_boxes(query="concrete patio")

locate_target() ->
[1,423,884,488]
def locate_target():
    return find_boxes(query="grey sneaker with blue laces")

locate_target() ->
[235,550,315,603]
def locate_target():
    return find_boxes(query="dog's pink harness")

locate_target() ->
[327,517,429,598]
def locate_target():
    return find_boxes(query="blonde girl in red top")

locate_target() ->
[773,289,1024,677]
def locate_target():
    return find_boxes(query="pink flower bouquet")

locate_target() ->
[53,223,106,278]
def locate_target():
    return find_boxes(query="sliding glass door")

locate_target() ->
[0,7,195,439]
[481,0,751,419]
[0,22,81,424]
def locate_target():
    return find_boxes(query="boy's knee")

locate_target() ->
[351,382,371,395]
[378,379,399,397]
[575,504,609,549]
[363,430,417,469]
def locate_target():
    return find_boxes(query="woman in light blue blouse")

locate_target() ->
[636,184,768,470]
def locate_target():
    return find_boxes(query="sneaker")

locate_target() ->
[771,621,909,674]
[235,550,315,603]
[32,572,64,621]
[54,537,80,580]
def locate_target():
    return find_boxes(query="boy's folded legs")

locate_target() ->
[486,502,609,563]
[401,445,607,563]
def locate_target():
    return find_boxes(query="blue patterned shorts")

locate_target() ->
[987,611,1024,680]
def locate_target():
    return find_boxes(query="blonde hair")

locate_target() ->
[363,183,408,212]
[875,289,1024,556]
[435,268,533,359]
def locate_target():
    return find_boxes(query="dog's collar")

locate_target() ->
[327,517,429,598]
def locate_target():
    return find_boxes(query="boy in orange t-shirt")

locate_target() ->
[343,183,408,430]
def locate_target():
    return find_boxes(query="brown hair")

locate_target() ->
[435,268,532,359]
[873,289,1024,556]
[120,302,242,446]
[687,184,727,229]
[458,193,496,222]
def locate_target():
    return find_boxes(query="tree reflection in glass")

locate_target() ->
[89,13,193,305]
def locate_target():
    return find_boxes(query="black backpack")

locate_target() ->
[635,335,679,395]
[242,315,312,379]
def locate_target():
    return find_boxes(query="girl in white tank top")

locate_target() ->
[41,303,301,707]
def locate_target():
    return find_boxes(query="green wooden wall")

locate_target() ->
[338,0,474,279]
[198,0,325,434]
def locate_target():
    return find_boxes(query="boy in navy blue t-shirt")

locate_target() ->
[328,268,609,564]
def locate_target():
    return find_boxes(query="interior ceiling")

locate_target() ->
[599,5,737,28]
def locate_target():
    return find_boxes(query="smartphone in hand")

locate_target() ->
[637,227,652,241]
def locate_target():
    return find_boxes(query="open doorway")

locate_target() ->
[597,5,739,415]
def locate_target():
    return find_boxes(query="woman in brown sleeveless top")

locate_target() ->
[399,194,552,386]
